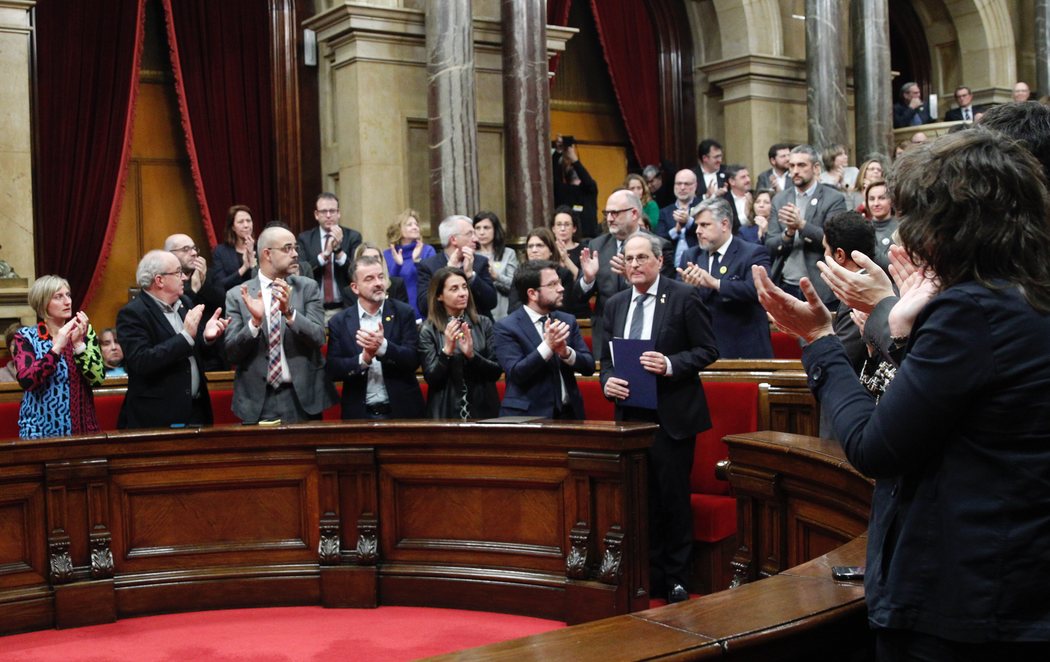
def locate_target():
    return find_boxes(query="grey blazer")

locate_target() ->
[765,183,847,304]
[223,274,337,423]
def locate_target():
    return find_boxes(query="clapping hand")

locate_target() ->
[753,266,834,344]
[356,322,384,363]
[580,247,599,284]
[203,308,231,341]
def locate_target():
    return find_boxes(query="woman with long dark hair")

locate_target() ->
[417,267,502,419]
[473,211,518,321]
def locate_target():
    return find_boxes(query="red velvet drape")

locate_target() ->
[546,0,573,76]
[161,0,275,247]
[34,0,146,311]
[587,0,661,166]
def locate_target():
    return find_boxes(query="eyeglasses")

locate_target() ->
[540,280,562,289]
[316,209,339,216]
[623,254,653,265]
[602,208,632,217]
[158,270,183,278]
[170,245,198,253]
[270,243,298,254]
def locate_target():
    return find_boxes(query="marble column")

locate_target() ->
[426,0,480,223]
[0,0,36,327]
[500,0,550,237]
[805,0,847,151]
[852,0,892,159]
[1037,0,1050,99]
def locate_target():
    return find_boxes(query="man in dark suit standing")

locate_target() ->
[893,81,934,128]
[223,226,336,424]
[601,233,719,604]
[117,250,230,428]
[416,215,497,319]
[327,254,424,420]
[296,192,363,316]
[678,198,773,359]
[693,138,728,199]
[944,86,980,123]
[755,143,792,193]
[494,260,594,418]
[655,169,701,268]
[765,144,847,306]
[578,189,643,363]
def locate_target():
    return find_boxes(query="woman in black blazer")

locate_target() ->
[206,204,257,308]
[418,267,502,420]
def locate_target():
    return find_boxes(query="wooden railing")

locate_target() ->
[0,421,656,634]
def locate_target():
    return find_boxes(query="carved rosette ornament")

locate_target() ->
[318,526,341,565]
[566,523,590,579]
[90,537,114,579]
[49,541,74,584]
[354,520,377,565]
[598,529,624,584]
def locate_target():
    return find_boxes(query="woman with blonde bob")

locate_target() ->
[384,209,435,319]
[9,275,105,438]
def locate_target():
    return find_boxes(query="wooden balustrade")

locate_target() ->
[0,420,656,634]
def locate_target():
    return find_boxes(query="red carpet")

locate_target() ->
[1,606,565,661]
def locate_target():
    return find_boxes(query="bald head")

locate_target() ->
[163,234,199,271]
[673,169,698,204]
[1014,81,1032,102]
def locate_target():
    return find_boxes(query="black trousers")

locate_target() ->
[621,406,695,593]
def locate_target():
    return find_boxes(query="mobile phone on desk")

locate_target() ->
[831,566,865,581]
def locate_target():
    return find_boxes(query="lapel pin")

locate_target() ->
[719,265,728,275]
[810,198,819,206]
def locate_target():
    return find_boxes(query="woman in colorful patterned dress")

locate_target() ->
[9,275,105,439]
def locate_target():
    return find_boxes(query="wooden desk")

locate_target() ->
[0,420,655,634]
[435,431,874,661]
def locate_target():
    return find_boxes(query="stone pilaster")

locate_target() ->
[0,0,36,327]
[1037,0,1050,99]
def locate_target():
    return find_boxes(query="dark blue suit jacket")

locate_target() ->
[416,252,498,319]
[678,238,773,359]
[325,298,424,419]
[803,282,1050,641]
[493,307,595,418]
[600,277,719,440]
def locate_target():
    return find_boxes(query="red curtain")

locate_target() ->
[161,0,275,247]
[587,0,661,166]
[547,0,573,76]
[34,0,146,310]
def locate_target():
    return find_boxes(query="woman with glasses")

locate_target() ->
[418,267,502,420]
[9,276,105,439]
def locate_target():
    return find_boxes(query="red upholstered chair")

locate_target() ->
[0,401,19,440]
[690,380,764,594]
[94,394,124,431]
[771,331,803,359]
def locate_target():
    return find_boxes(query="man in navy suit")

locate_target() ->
[117,250,230,428]
[693,138,728,199]
[494,260,595,419]
[892,81,934,128]
[416,215,498,319]
[296,192,363,315]
[326,254,424,419]
[677,198,773,359]
[655,169,701,268]
[601,233,719,603]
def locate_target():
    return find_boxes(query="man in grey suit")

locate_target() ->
[765,144,847,307]
[224,225,337,424]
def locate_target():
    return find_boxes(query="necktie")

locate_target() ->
[267,283,283,388]
[710,252,721,277]
[628,294,649,340]
[322,233,337,304]
[964,107,972,122]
